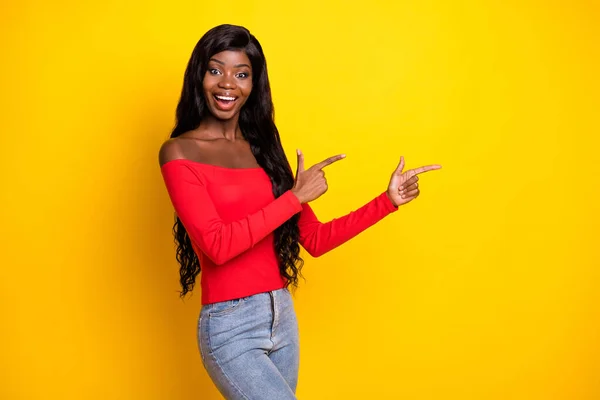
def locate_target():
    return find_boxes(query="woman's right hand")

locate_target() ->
[291,149,346,204]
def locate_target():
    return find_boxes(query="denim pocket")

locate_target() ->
[207,297,247,317]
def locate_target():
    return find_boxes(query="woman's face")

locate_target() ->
[203,50,253,120]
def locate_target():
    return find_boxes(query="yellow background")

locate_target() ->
[1,1,598,399]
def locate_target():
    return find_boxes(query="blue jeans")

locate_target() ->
[198,288,299,399]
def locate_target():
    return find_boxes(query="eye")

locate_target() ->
[208,68,221,75]
[236,72,249,79]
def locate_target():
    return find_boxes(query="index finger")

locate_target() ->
[314,154,346,170]
[405,164,442,178]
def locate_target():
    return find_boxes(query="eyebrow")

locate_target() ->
[209,58,250,68]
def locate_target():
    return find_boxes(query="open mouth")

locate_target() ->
[213,94,238,110]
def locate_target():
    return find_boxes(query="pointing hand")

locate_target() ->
[291,149,346,204]
[387,156,441,207]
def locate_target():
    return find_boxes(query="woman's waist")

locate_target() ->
[195,237,279,269]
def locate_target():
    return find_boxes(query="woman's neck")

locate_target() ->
[198,114,243,141]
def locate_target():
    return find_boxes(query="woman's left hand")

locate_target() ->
[387,156,441,207]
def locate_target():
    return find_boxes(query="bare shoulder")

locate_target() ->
[158,138,186,167]
[158,130,217,167]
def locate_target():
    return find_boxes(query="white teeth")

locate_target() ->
[216,95,236,101]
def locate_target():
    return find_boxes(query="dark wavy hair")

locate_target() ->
[169,24,304,297]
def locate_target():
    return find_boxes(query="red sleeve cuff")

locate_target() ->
[379,191,399,213]
[280,190,303,214]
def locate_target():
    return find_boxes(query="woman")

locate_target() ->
[159,24,440,400]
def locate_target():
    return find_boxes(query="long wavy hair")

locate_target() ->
[170,24,304,297]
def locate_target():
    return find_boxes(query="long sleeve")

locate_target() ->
[161,161,303,265]
[298,192,398,257]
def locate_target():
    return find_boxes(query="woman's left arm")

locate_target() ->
[297,192,397,257]
[297,156,441,257]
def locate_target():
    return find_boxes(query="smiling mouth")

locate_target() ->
[213,94,238,111]
[215,95,237,101]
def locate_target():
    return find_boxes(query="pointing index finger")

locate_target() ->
[314,154,346,170]
[405,164,442,178]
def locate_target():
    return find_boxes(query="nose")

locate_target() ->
[218,73,236,89]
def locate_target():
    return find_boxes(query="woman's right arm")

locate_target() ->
[161,160,302,265]
[159,140,302,265]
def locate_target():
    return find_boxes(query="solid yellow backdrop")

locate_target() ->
[1,1,598,399]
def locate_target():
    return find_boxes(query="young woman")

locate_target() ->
[159,24,440,400]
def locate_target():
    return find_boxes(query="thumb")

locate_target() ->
[296,149,305,176]
[395,156,405,175]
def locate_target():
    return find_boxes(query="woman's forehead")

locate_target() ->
[209,50,251,67]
